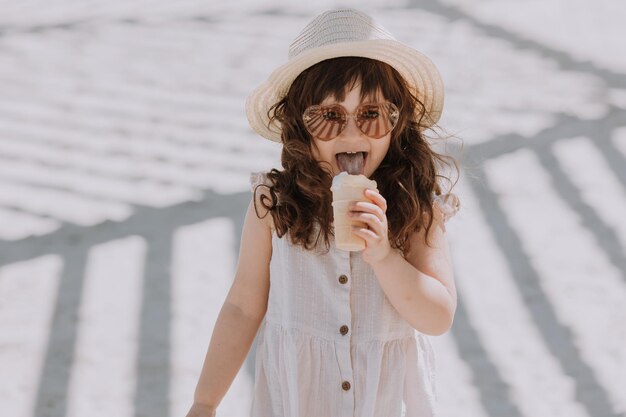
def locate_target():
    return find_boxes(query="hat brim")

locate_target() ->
[245,39,445,142]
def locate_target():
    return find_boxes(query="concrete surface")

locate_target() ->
[0,1,625,416]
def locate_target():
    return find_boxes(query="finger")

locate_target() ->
[364,189,387,212]
[352,225,378,242]
[352,215,388,238]
[350,212,384,235]
[351,201,385,221]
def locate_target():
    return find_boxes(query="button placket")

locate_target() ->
[335,251,354,416]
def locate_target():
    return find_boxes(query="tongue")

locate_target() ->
[337,152,365,175]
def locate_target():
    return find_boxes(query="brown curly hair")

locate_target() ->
[253,56,461,256]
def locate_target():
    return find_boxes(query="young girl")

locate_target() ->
[187,8,461,417]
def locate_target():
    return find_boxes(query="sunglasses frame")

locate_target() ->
[302,101,400,141]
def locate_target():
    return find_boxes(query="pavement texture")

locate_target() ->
[1,1,625,417]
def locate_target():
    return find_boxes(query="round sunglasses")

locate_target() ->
[302,102,400,141]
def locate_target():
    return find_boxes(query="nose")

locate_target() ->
[339,115,366,140]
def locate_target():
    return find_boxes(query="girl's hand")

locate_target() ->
[349,189,392,265]
[185,403,216,417]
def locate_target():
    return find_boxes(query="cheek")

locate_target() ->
[312,142,332,162]
[371,138,391,163]
[311,145,337,177]
[310,142,322,161]
[310,143,320,160]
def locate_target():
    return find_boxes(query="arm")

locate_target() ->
[370,206,457,336]
[351,190,457,336]
[187,194,272,413]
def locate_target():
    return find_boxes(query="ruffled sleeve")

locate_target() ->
[432,192,460,223]
[250,172,278,232]
[250,171,272,192]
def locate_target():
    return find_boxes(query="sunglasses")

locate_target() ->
[302,102,400,141]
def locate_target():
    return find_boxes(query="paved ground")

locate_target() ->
[1,1,625,416]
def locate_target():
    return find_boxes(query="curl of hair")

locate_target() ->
[253,57,462,256]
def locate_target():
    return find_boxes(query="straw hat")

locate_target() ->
[245,8,445,143]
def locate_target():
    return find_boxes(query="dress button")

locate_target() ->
[338,274,348,284]
[339,325,349,335]
[342,381,351,391]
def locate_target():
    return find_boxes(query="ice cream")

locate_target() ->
[331,172,378,251]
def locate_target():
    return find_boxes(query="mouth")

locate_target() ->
[335,151,368,175]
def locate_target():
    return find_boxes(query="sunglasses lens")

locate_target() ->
[355,103,400,139]
[302,102,399,140]
[302,105,346,141]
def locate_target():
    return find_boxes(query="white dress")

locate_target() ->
[249,173,460,417]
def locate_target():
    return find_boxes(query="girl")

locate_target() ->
[187,8,461,417]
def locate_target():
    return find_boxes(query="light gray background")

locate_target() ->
[1,1,625,416]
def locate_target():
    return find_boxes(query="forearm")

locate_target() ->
[193,301,264,408]
[370,251,456,336]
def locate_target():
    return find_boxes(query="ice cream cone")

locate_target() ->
[330,173,378,251]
